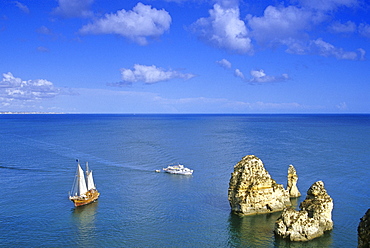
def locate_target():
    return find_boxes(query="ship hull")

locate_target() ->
[70,190,100,207]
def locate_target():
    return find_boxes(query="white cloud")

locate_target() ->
[329,21,356,33]
[118,64,195,85]
[359,23,370,38]
[234,69,244,79]
[298,0,358,11]
[37,46,49,53]
[36,26,53,35]
[248,5,314,46]
[190,0,364,60]
[232,68,289,83]
[336,102,348,110]
[249,69,289,83]
[285,38,365,60]
[247,4,364,60]
[79,3,171,45]
[53,0,94,18]
[246,2,364,60]
[357,48,366,60]
[252,101,303,110]
[149,94,306,113]
[0,72,61,102]
[216,59,232,69]
[216,58,289,83]
[191,3,253,54]
[14,1,29,14]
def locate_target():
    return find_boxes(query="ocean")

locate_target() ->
[0,114,369,247]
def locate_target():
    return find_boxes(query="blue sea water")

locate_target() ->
[0,114,369,247]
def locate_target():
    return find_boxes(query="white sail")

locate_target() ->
[71,163,88,197]
[77,164,88,195]
[85,162,96,190]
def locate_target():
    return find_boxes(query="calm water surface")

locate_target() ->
[0,114,369,247]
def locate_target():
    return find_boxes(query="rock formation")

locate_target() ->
[287,164,301,198]
[228,155,291,215]
[358,208,370,248]
[274,181,333,241]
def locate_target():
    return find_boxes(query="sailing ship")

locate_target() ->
[69,160,100,207]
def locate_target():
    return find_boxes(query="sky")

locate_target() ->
[0,0,369,113]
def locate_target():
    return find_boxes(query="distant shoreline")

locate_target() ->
[0,112,65,114]
[0,112,368,115]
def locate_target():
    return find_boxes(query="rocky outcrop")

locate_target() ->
[358,209,370,248]
[228,155,291,215]
[287,165,301,198]
[274,181,333,241]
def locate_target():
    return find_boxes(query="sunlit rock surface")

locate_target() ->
[228,155,291,215]
[275,181,333,241]
[287,164,301,198]
[358,208,370,248]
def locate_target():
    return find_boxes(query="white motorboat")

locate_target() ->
[163,164,193,175]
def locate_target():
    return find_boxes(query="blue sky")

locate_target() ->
[0,0,369,113]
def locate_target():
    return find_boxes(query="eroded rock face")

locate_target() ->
[228,155,291,215]
[274,181,333,241]
[287,164,301,198]
[358,208,370,248]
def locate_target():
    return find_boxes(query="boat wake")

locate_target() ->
[0,164,49,172]
[6,134,158,173]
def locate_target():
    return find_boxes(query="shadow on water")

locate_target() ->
[71,202,98,247]
[228,211,282,247]
[274,231,333,248]
[227,206,333,248]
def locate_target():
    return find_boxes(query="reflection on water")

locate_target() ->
[228,212,281,247]
[290,197,300,210]
[71,202,98,247]
[274,231,333,248]
[227,207,333,248]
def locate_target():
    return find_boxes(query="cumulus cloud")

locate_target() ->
[216,58,289,83]
[14,1,29,14]
[249,69,289,83]
[0,72,61,102]
[246,3,365,60]
[248,5,314,46]
[191,3,253,54]
[116,64,195,85]
[216,59,232,69]
[193,0,364,60]
[79,3,171,45]
[53,0,94,18]
[233,68,289,83]
[234,69,245,79]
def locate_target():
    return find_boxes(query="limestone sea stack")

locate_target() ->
[287,164,301,198]
[228,155,291,215]
[275,181,333,241]
[358,208,370,248]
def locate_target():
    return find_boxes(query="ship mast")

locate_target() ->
[70,160,88,197]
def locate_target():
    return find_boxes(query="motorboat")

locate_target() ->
[163,164,193,175]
